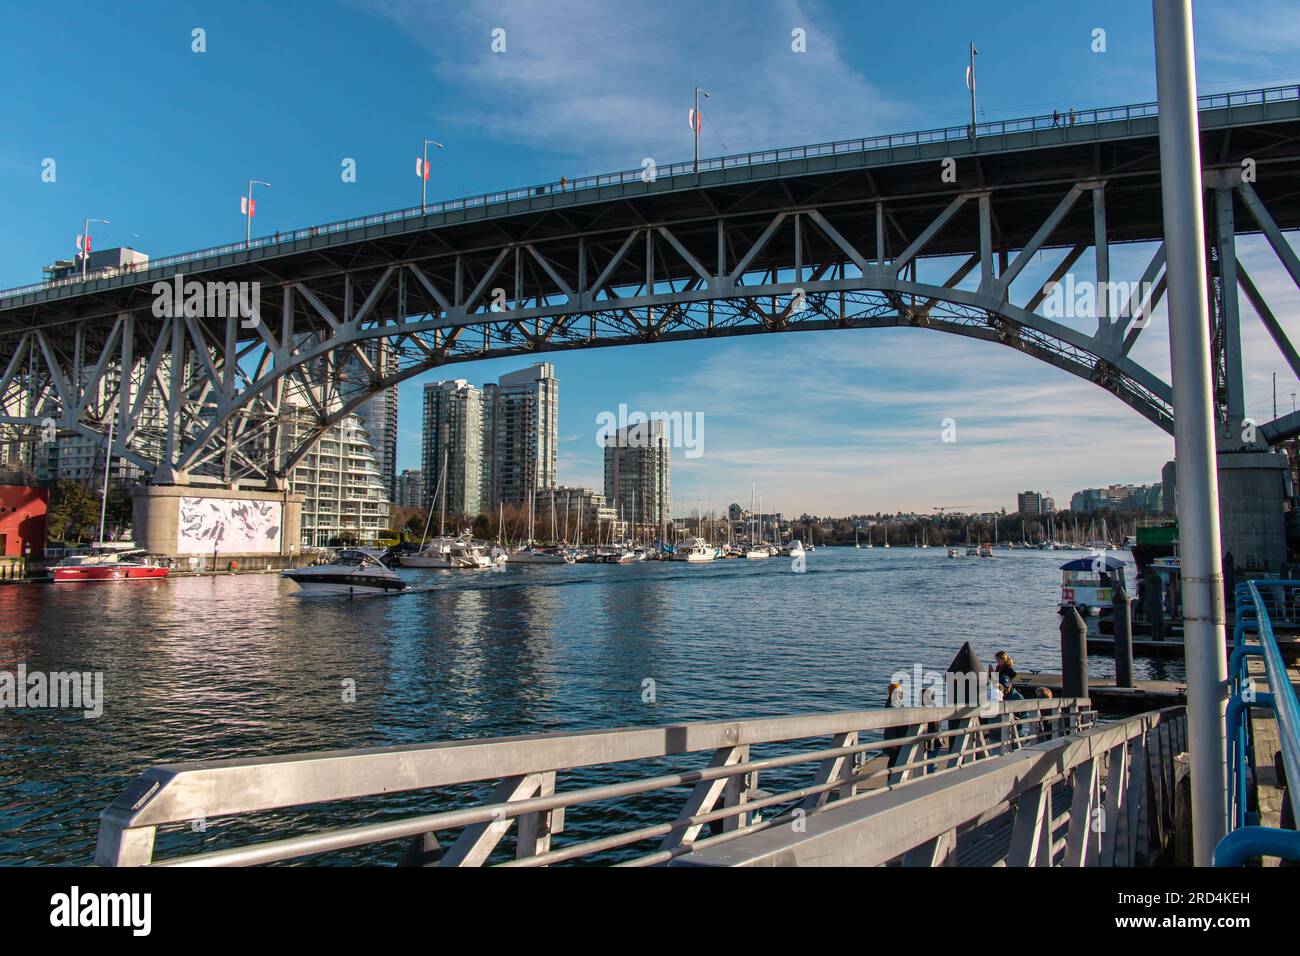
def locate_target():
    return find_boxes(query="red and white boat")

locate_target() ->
[52,550,171,582]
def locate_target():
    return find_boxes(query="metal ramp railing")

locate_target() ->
[96,698,1098,867]
[1217,580,1300,865]
[673,707,1186,867]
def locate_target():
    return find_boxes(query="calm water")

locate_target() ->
[0,548,1184,865]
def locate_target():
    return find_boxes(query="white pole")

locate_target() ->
[1152,0,1228,864]
[693,87,710,176]
[968,43,978,141]
[98,415,115,546]
[246,180,269,249]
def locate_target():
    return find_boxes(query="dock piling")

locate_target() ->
[1060,606,1090,700]
[1113,586,1135,689]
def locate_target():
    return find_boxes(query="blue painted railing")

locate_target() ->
[1214,580,1300,865]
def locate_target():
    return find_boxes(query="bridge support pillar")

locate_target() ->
[1215,431,1288,575]
[131,484,304,570]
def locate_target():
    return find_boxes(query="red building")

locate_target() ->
[0,482,48,558]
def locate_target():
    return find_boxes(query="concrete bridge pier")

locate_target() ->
[1215,434,1289,575]
[131,484,304,571]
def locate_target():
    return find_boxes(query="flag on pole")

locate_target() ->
[416,158,430,180]
[688,108,701,133]
[965,65,973,90]
[76,234,83,251]
[241,196,256,217]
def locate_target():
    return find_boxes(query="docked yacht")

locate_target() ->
[507,546,575,565]
[51,549,171,582]
[401,534,493,569]
[283,550,406,597]
[673,537,716,562]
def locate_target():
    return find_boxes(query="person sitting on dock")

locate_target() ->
[994,651,1026,702]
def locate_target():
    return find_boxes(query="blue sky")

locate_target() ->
[2,0,1299,514]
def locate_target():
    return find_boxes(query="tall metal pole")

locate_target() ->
[80,221,107,283]
[421,139,444,214]
[967,43,978,141]
[693,87,709,176]
[98,414,115,547]
[246,180,270,249]
[1152,0,1228,865]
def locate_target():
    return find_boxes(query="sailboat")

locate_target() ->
[53,413,170,582]
[854,529,861,549]
[744,484,769,559]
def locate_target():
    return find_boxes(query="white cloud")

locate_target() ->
[357,0,911,166]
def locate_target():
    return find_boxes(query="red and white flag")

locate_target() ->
[241,196,256,217]
[688,108,701,133]
[416,157,430,180]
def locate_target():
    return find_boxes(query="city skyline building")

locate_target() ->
[482,363,558,509]
[603,420,671,530]
[286,408,391,547]
[394,468,425,509]
[421,379,484,517]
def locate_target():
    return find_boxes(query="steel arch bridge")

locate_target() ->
[4,86,1300,489]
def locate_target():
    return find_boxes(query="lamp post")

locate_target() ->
[245,180,270,249]
[81,218,109,281]
[1152,0,1229,865]
[692,87,710,176]
[966,42,979,141]
[420,139,444,213]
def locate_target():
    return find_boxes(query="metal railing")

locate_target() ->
[675,706,1186,867]
[97,697,1096,867]
[1217,580,1300,864]
[7,84,1298,303]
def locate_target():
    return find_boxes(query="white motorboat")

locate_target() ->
[507,546,575,565]
[673,537,716,562]
[400,533,492,569]
[399,536,457,568]
[283,550,406,597]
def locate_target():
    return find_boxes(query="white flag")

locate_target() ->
[75,234,83,251]
[688,108,701,133]
[241,196,248,215]
[965,65,973,91]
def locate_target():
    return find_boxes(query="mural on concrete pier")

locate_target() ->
[176,497,282,554]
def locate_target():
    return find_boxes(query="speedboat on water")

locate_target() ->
[283,549,406,597]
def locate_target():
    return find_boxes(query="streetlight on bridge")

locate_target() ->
[418,139,444,214]
[79,218,109,281]
[244,180,270,249]
[691,87,710,176]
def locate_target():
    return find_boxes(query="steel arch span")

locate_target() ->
[4,86,1300,489]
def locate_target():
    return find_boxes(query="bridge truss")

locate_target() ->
[3,88,1300,489]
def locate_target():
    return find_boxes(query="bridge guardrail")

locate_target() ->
[1216,580,1300,865]
[5,83,1298,303]
[96,697,1093,867]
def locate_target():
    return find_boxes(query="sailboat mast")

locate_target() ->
[97,415,115,546]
